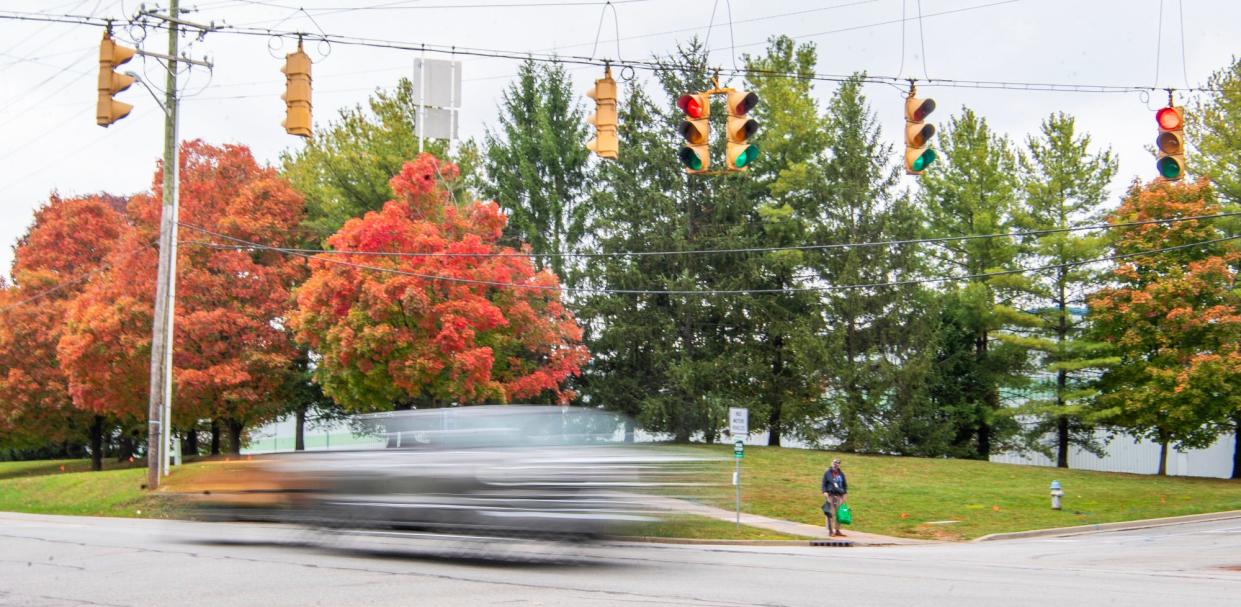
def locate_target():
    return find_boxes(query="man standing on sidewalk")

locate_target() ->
[821,458,848,537]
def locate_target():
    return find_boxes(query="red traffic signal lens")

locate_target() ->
[731,91,759,116]
[677,94,705,119]
[1156,107,1182,130]
[911,98,936,122]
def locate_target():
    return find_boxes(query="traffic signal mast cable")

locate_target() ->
[1,8,1230,95]
[178,222,1241,296]
[178,211,1241,260]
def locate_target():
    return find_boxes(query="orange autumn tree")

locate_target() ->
[0,194,130,469]
[1089,178,1241,475]
[291,153,588,412]
[58,141,307,454]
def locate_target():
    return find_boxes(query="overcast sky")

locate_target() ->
[2,0,1239,277]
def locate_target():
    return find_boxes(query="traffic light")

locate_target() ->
[96,31,135,127]
[586,67,618,160]
[903,93,937,175]
[1155,105,1186,181]
[724,90,759,172]
[281,42,312,137]
[676,92,710,173]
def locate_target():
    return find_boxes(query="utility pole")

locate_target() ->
[143,0,178,491]
[138,0,212,490]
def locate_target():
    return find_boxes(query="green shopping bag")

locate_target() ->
[837,502,853,526]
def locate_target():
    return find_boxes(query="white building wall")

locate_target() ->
[990,430,1236,478]
[244,415,1235,479]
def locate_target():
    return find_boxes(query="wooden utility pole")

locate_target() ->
[138,0,213,489]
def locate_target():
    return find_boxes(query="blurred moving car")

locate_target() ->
[186,406,707,543]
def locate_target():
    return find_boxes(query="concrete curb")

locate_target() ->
[973,509,1241,542]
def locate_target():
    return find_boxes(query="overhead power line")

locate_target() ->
[8,216,1236,309]
[177,223,1241,297]
[178,212,1241,260]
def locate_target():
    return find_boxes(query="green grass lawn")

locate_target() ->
[686,444,1241,540]
[0,460,176,518]
[0,458,791,540]
[0,458,141,480]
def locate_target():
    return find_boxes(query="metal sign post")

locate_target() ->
[729,407,748,527]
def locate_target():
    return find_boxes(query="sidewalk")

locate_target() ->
[647,496,928,546]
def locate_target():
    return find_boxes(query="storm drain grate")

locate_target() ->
[809,539,853,547]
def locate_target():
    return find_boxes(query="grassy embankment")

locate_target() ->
[0,458,798,540]
[687,444,1241,540]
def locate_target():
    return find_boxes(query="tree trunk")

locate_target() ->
[767,333,784,447]
[624,418,635,443]
[1056,414,1070,468]
[185,427,199,458]
[1055,270,1070,468]
[210,419,221,456]
[1158,439,1169,476]
[976,331,992,459]
[89,415,104,472]
[226,419,244,455]
[1231,413,1240,480]
[295,407,306,451]
[117,431,135,462]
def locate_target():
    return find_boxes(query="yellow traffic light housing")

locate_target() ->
[586,67,618,160]
[676,93,711,173]
[903,88,936,175]
[724,90,759,172]
[97,31,135,127]
[281,42,312,137]
[1155,105,1185,181]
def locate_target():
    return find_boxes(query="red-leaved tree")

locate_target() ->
[291,153,588,412]
[58,141,307,454]
[0,194,130,469]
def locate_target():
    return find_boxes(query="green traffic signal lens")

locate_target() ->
[912,149,937,172]
[1156,156,1183,179]
[679,147,703,170]
[735,144,758,168]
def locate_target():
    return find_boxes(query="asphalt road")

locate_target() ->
[2,512,1239,607]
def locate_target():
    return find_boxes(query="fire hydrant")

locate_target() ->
[1050,480,1064,510]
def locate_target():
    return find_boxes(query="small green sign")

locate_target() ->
[733,440,744,458]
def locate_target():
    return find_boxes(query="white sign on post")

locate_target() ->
[729,407,748,440]
[728,407,748,526]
